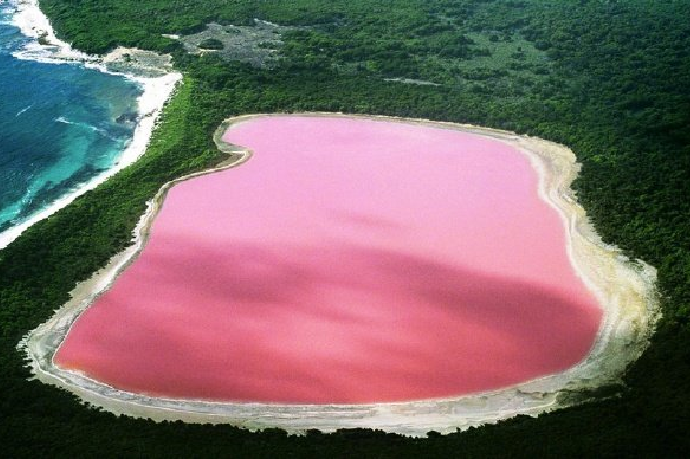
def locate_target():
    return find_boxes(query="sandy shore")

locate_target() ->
[0,0,181,249]
[20,113,660,437]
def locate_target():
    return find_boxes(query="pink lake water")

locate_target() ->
[55,116,602,404]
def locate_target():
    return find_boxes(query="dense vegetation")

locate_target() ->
[2,0,690,456]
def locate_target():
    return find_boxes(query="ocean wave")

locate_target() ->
[1,3,17,26]
[19,187,34,206]
[15,103,32,117]
[54,116,110,136]
[10,0,94,63]
[8,1,146,78]
[0,180,38,229]
[11,42,87,66]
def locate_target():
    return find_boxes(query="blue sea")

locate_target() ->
[0,3,141,243]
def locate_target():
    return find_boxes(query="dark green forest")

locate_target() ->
[2,0,690,456]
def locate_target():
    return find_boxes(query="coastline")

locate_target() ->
[0,0,182,249]
[21,113,660,437]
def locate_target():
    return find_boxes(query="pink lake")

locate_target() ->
[55,116,602,404]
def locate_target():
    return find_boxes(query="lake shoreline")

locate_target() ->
[20,113,660,437]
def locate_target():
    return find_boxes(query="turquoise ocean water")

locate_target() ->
[0,3,141,238]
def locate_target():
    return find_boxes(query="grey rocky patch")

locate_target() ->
[102,49,173,78]
[179,20,304,68]
[384,78,442,87]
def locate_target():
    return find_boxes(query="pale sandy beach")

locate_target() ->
[0,0,181,249]
[20,113,660,437]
